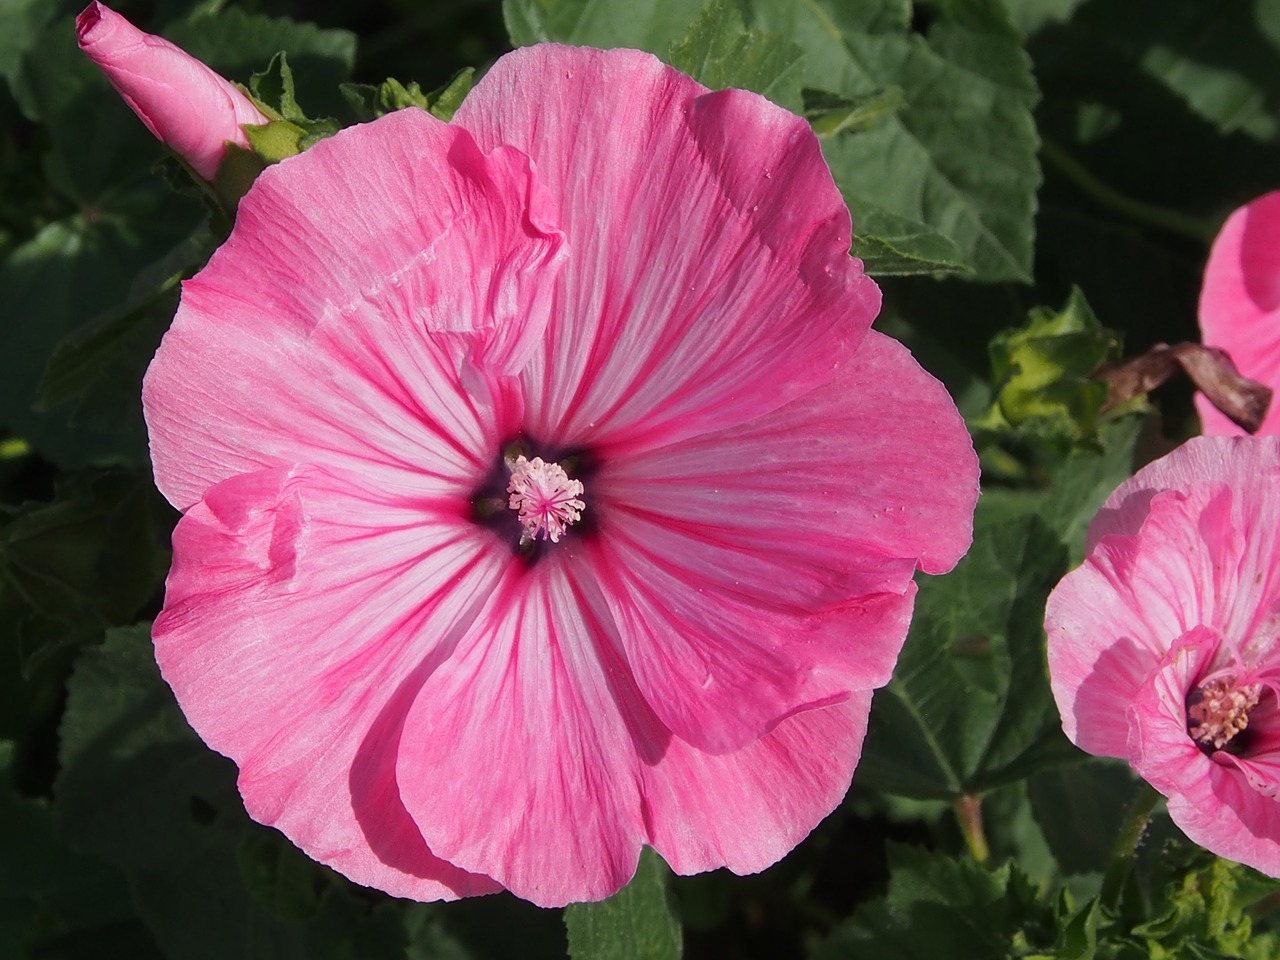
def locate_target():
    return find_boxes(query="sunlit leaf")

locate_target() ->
[565,849,682,960]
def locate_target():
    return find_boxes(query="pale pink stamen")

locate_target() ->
[1188,674,1262,751]
[506,455,585,543]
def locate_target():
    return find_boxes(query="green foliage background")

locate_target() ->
[4,0,1280,957]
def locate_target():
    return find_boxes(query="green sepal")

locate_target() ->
[248,50,307,123]
[211,143,268,222]
[339,68,477,123]
[972,287,1124,465]
[340,81,409,121]
[241,117,340,166]
[238,51,341,168]
[425,68,477,121]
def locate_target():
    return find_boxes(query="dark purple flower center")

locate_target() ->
[1186,675,1262,755]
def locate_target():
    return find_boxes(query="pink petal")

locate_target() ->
[1087,434,1280,547]
[144,107,563,510]
[395,553,870,905]
[396,558,647,906]
[1129,633,1280,875]
[641,693,870,878]
[77,2,270,180]
[585,331,975,750]
[1197,191,1280,436]
[153,463,507,899]
[452,45,881,454]
[1047,488,1235,756]
[1220,690,1280,798]
[1084,436,1280,661]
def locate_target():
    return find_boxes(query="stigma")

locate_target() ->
[506,455,585,544]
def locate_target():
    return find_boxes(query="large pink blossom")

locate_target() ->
[144,44,979,906]
[1046,436,1280,875]
[1197,192,1280,436]
[77,2,269,181]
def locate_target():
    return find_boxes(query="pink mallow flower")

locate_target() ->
[1197,192,1280,436]
[77,2,269,181]
[143,44,979,906]
[1046,436,1280,875]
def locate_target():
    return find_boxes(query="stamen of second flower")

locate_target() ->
[1186,674,1263,752]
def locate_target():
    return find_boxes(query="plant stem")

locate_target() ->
[1040,139,1216,243]
[954,793,990,864]
[1100,784,1161,909]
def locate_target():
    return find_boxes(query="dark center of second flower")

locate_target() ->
[1186,675,1262,754]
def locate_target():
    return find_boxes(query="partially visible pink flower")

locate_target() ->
[144,45,979,906]
[1197,192,1280,435]
[77,2,269,180]
[1046,436,1280,875]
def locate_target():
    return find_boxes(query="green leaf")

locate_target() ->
[666,0,804,109]
[0,740,155,959]
[751,0,1041,282]
[402,904,473,960]
[0,471,172,675]
[979,416,1147,566]
[0,187,202,467]
[812,845,1058,959]
[38,230,211,414]
[802,86,904,138]
[236,830,329,922]
[0,0,55,91]
[848,200,971,276]
[504,0,706,52]
[1000,0,1089,37]
[242,116,341,164]
[1071,1,1280,142]
[1127,855,1280,960]
[432,894,570,960]
[165,8,356,119]
[507,0,1042,282]
[856,506,1076,800]
[55,626,407,960]
[1027,761,1139,878]
[565,848,682,960]
[1029,1,1280,254]
[12,15,170,202]
[1053,893,1101,960]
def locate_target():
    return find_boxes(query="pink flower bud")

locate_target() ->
[76,2,270,181]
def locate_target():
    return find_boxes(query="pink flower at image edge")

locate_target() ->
[77,2,269,181]
[1197,191,1280,436]
[143,44,980,906]
[1047,436,1280,875]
